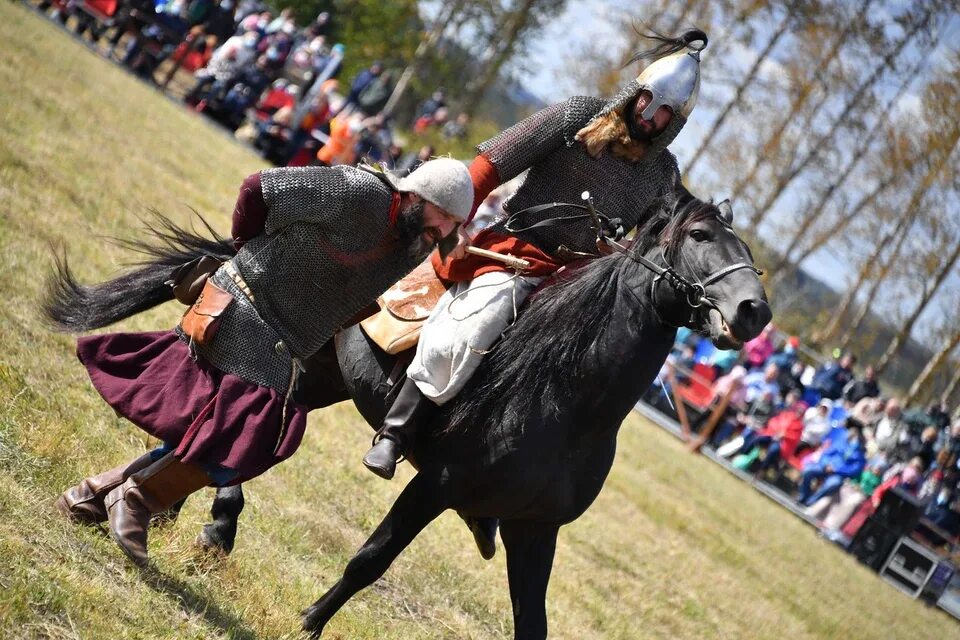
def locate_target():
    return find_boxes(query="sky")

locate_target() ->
[516,3,960,310]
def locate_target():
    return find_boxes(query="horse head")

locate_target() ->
[625,197,770,348]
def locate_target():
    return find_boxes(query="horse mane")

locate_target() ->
[444,196,721,436]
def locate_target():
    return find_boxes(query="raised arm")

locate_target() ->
[466,97,599,222]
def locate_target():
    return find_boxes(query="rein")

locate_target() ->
[503,199,762,321]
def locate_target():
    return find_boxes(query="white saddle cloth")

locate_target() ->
[407,270,544,405]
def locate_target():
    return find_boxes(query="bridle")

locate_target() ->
[503,196,762,323]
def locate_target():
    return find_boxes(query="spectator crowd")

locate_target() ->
[33,0,472,169]
[650,325,960,556]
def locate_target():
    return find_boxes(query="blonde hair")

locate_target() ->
[574,108,649,162]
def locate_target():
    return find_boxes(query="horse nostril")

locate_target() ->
[736,298,772,337]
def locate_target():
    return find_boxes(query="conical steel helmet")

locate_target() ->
[635,37,705,120]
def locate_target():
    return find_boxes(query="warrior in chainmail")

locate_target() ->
[363,29,708,519]
[56,159,472,566]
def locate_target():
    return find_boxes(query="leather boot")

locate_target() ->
[362,378,436,480]
[56,452,155,525]
[105,453,210,566]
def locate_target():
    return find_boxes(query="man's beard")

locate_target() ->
[625,95,656,142]
[396,201,433,262]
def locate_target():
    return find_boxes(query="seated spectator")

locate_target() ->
[768,335,800,371]
[849,396,885,432]
[919,487,960,546]
[843,365,880,404]
[415,89,446,121]
[743,324,775,370]
[906,425,940,471]
[874,398,905,453]
[806,460,884,534]
[777,359,805,400]
[728,395,805,472]
[808,352,856,401]
[185,29,258,106]
[801,399,833,450]
[339,61,383,113]
[742,362,780,404]
[797,423,866,506]
[355,70,395,117]
[839,456,924,541]
[413,106,449,134]
[442,112,470,140]
[200,54,274,128]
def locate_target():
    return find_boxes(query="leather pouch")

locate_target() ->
[179,279,234,345]
[168,256,223,306]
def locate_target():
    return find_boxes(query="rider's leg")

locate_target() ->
[363,271,543,480]
[362,378,437,480]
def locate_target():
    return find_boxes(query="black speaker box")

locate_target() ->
[849,486,924,571]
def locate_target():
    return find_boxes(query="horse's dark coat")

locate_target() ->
[209,200,770,639]
[44,200,769,640]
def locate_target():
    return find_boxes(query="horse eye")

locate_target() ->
[690,229,710,242]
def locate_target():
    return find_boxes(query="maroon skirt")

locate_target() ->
[77,330,308,483]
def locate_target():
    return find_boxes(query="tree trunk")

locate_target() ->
[941,364,960,407]
[726,0,872,201]
[746,9,932,228]
[685,6,795,176]
[460,0,541,119]
[836,218,914,353]
[875,240,960,375]
[906,331,960,405]
[767,175,893,290]
[383,0,465,117]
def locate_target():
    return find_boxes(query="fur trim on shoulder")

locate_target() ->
[574,109,648,162]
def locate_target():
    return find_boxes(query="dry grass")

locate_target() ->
[0,4,957,638]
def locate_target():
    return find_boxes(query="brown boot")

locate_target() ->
[105,453,210,566]
[56,452,155,525]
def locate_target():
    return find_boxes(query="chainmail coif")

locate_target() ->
[480,82,686,257]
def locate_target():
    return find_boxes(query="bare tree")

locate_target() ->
[746,7,935,228]
[906,329,960,405]
[685,4,798,176]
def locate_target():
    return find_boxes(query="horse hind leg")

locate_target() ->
[499,520,560,640]
[301,473,447,637]
[196,484,245,555]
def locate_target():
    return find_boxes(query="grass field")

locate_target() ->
[1,4,958,639]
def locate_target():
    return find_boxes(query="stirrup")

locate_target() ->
[370,429,406,464]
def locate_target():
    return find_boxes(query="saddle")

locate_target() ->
[359,260,448,354]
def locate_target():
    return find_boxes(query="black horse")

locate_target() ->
[46,197,770,639]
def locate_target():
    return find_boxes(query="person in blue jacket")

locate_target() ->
[797,423,866,506]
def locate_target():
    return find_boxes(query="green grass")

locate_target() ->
[1,4,957,638]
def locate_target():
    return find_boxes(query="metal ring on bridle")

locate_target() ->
[686,283,706,308]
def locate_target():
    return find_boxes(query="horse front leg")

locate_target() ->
[196,484,245,554]
[499,520,560,640]
[302,473,447,637]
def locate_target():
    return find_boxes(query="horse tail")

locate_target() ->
[43,212,237,332]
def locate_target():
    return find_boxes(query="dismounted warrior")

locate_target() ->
[363,30,708,480]
[56,159,472,566]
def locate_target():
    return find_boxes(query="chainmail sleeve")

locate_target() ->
[476,97,602,185]
[259,165,360,234]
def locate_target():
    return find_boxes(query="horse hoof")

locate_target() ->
[301,603,328,638]
[195,525,233,556]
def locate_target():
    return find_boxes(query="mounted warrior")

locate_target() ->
[362,30,709,488]
[53,159,473,566]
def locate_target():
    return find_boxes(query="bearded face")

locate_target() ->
[629,90,674,142]
[396,200,432,262]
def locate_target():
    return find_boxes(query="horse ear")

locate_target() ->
[717,199,734,224]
